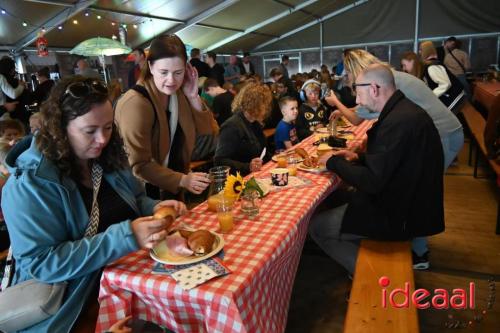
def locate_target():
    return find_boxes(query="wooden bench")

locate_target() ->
[344,240,419,333]
[462,102,500,234]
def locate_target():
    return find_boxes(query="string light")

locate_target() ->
[0,8,147,33]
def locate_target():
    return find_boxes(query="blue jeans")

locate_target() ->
[442,127,464,170]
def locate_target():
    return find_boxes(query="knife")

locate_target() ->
[259,147,266,160]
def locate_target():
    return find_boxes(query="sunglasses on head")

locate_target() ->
[63,80,108,99]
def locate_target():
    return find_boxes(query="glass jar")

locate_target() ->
[240,188,260,218]
[328,118,338,136]
[207,166,230,212]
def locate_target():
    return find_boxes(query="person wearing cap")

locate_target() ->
[238,52,255,76]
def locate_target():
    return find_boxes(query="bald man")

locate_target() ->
[309,64,444,274]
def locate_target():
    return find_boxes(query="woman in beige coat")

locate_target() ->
[115,34,216,199]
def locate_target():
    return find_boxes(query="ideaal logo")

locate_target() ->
[379,276,475,310]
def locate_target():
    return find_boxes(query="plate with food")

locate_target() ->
[314,127,329,134]
[336,132,355,140]
[151,229,224,265]
[271,151,304,163]
[297,162,328,173]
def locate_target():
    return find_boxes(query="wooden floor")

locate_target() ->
[286,140,500,333]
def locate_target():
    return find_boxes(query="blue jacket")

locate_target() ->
[2,136,158,332]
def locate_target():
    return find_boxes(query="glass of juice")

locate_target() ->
[276,153,288,168]
[216,197,234,233]
[287,156,298,176]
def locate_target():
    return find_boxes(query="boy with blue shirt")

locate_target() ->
[275,96,299,151]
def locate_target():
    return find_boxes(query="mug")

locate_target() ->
[271,168,289,186]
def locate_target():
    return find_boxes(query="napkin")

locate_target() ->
[257,176,312,192]
[151,255,231,290]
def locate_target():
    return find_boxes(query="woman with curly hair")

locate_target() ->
[214,82,272,175]
[1,76,186,332]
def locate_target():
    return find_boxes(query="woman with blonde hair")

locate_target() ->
[400,51,424,79]
[115,34,217,200]
[214,82,272,175]
[419,40,465,113]
[327,48,462,169]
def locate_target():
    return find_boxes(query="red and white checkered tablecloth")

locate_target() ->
[96,120,373,333]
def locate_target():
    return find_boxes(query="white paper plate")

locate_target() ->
[150,232,224,266]
[271,154,304,163]
[297,163,328,173]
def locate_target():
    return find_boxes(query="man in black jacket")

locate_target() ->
[189,48,211,78]
[309,64,444,274]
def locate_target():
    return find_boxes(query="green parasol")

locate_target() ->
[70,37,132,84]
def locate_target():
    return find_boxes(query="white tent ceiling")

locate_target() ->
[0,0,499,55]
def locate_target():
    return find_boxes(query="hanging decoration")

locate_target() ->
[35,31,49,57]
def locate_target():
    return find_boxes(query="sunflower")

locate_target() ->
[224,172,245,200]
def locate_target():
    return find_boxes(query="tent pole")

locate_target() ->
[320,21,324,66]
[413,0,420,52]
[99,55,108,85]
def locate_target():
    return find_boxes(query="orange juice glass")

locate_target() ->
[207,193,222,212]
[208,193,236,212]
[277,154,288,168]
[216,197,234,233]
[217,211,234,233]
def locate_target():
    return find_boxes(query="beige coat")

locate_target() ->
[115,78,215,194]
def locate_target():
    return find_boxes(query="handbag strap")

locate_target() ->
[1,163,103,291]
[84,162,103,237]
[447,48,467,74]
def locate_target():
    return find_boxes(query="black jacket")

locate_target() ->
[423,59,464,110]
[190,58,211,78]
[296,102,330,140]
[209,63,225,87]
[327,90,444,240]
[214,111,270,175]
[238,61,255,75]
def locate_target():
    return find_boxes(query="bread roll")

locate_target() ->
[295,148,309,159]
[153,206,177,230]
[187,230,216,256]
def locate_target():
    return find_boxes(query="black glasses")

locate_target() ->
[352,82,380,92]
[63,80,108,99]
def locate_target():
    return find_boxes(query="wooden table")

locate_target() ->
[473,80,500,114]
